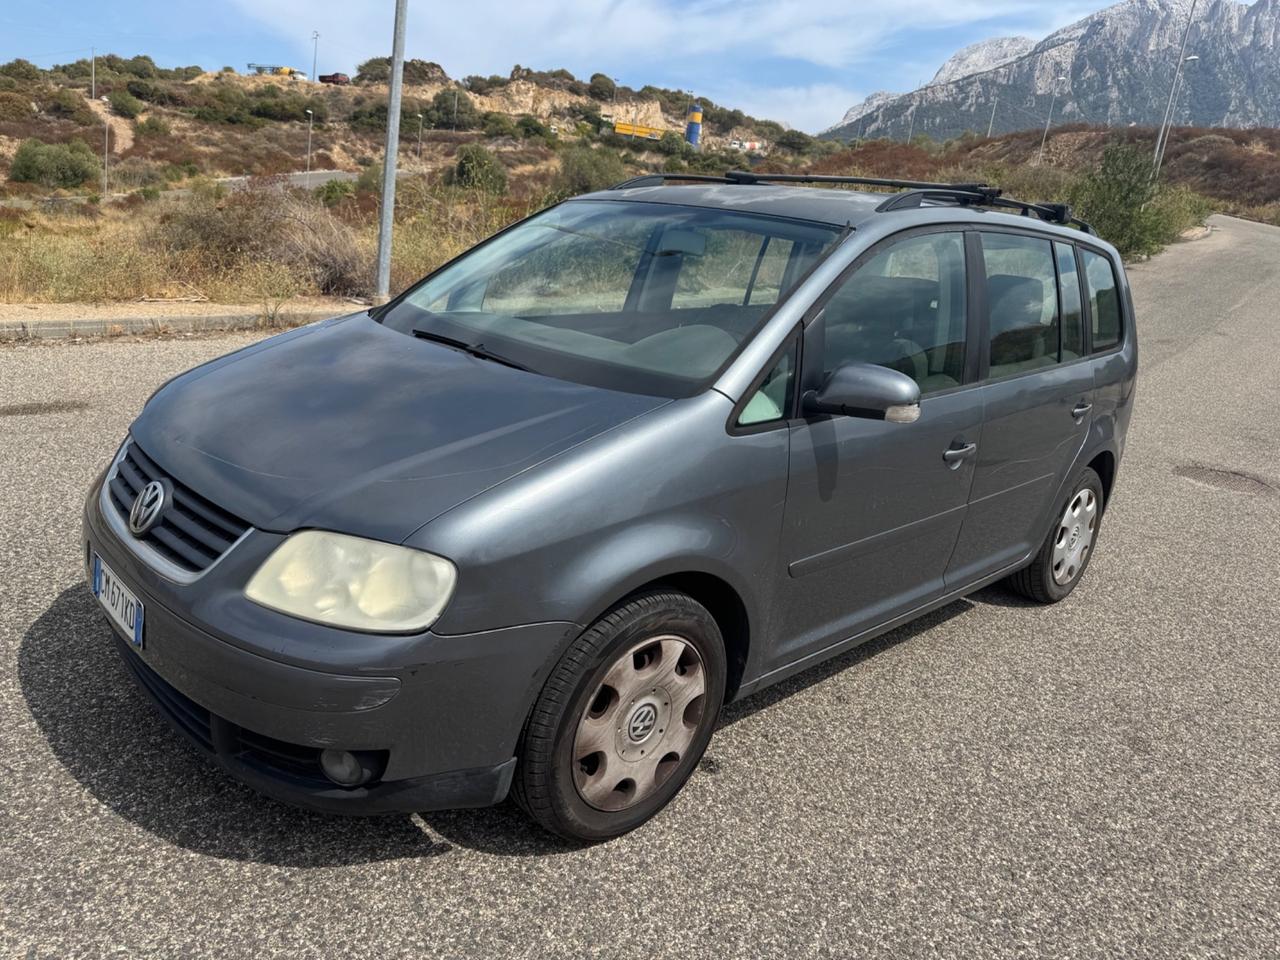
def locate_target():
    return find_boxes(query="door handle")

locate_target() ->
[1072,402,1093,419]
[943,442,978,467]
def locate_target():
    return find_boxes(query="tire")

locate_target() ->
[512,589,727,842]
[1007,466,1105,604]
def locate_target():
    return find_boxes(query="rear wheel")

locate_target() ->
[513,590,726,841]
[1007,467,1104,604]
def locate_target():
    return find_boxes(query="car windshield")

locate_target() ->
[379,199,841,397]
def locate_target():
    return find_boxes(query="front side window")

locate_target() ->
[820,232,967,394]
[380,200,839,398]
[1082,248,1122,352]
[982,232,1060,379]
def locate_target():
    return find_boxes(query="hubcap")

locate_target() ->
[1051,488,1098,585]
[572,635,707,812]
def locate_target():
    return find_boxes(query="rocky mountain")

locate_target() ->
[821,0,1280,142]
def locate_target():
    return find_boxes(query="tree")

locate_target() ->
[427,89,479,130]
[482,111,518,138]
[776,129,816,154]
[0,58,42,83]
[588,73,615,102]
[356,57,391,84]
[657,131,686,155]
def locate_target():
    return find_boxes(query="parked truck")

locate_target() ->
[319,73,351,86]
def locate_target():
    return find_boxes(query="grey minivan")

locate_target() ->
[83,172,1136,840]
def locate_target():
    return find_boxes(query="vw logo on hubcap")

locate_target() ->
[627,703,658,743]
[128,480,167,537]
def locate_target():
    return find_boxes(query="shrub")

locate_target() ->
[1069,145,1160,256]
[482,111,518,138]
[0,59,41,83]
[46,88,94,125]
[588,73,615,102]
[657,132,686,156]
[450,144,507,194]
[356,57,391,84]
[427,89,479,130]
[9,138,100,188]
[0,91,34,122]
[464,74,509,95]
[315,179,356,206]
[776,129,816,154]
[110,89,144,119]
[552,145,626,197]
[135,115,171,138]
[516,114,551,140]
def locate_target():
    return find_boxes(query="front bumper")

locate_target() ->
[84,474,576,815]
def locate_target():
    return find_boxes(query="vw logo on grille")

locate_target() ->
[627,703,658,743]
[128,480,167,537]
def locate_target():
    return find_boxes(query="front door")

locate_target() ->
[773,230,982,670]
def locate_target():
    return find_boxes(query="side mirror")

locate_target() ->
[803,362,922,423]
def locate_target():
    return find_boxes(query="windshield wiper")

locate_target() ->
[411,327,531,372]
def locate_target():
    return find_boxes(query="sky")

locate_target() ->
[2,0,1107,132]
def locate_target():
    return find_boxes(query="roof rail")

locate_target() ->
[607,170,1095,235]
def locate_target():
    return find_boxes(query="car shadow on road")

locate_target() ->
[18,586,468,867]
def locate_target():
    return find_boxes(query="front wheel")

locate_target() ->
[1007,466,1104,604]
[513,590,727,842]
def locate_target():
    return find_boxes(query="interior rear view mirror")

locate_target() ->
[656,229,707,257]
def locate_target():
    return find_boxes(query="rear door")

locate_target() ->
[773,229,983,668]
[946,232,1095,587]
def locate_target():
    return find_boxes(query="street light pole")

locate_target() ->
[415,113,424,159]
[304,109,314,187]
[1037,76,1068,164]
[1154,0,1198,175]
[90,47,95,100]
[1154,54,1199,181]
[987,96,999,138]
[374,0,409,303]
[311,31,320,84]
[102,121,109,195]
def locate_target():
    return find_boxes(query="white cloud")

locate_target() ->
[228,0,1108,129]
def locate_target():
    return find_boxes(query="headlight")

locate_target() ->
[245,531,456,633]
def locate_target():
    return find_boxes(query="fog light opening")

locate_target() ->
[320,748,379,788]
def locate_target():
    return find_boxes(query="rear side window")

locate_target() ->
[1056,242,1085,362]
[1082,249,1122,352]
[981,233,1059,379]
[820,232,967,394]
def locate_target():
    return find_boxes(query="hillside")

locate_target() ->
[0,54,784,195]
[823,0,1280,143]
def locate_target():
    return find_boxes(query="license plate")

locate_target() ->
[92,552,144,648]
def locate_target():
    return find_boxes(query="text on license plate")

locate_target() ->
[92,552,144,648]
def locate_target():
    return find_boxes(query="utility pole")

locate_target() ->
[90,47,96,100]
[1155,54,1199,181]
[987,96,998,138]
[1038,76,1068,164]
[452,89,458,130]
[304,109,314,186]
[415,113,424,159]
[1154,0,1198,176]
[906,108,915,144]
[102,122,109,195]
[374,0,409,303]
[311,31,320,83]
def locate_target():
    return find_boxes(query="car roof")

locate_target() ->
[574,184,885,228]
[572,183,1112,251]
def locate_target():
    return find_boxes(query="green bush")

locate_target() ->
[450,144,507,194]
[1068,144,1209,257]
[463,74,509,95]
[135,115,171,138]
[110,89,144,119]
[46,88,94,125]
[588,73,615,102]
[315,179,356,206]
[482,112,518,138]
[356,57,391,84]
[553,145,626,197]
[0,91,34,122]
[516,114,551,140]
[9,138,100,189]
[0,58,42,83]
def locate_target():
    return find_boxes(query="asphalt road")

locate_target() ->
[2,215,1278,959]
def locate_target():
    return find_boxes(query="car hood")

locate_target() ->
[131,314,667,542]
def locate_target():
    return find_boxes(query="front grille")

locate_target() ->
[107,440,250,574]
[116,638,331,787]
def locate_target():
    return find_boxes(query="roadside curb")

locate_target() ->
[0,310,336,342]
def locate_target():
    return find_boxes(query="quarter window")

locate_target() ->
[981,233,1059,379]
[1082,249,1122,352]
[738,340,796,426]
[819,232,967,393]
